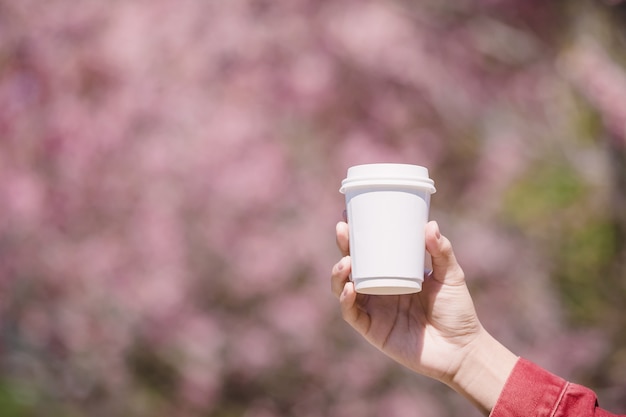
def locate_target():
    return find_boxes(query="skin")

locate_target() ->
[331,220,518,415]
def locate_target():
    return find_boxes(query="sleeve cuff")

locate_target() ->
[490,358,568,417]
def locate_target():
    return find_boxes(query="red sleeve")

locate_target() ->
[490,358,624,417]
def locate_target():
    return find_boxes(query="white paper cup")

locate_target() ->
[340,164,436,295]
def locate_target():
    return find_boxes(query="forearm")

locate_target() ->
[445,329,519,416]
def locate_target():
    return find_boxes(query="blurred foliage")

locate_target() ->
[0,382,33,417]
[502,158,619,325]
[556,220,617,326]
[502,161,588,233]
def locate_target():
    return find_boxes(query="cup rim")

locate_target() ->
[340,163,436,194]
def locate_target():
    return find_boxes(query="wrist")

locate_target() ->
[446,329,518,416]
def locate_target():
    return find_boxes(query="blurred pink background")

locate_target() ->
[1,1,625,416]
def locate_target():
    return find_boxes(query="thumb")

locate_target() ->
[425,221,465,285]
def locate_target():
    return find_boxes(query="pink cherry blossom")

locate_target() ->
[1,0,625,416]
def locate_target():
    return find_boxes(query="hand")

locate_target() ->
[331,220,481,381]
[331,220,517,415]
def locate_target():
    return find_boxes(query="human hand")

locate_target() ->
[331,220,517,415]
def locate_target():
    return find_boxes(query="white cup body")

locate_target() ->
[340,164,436,295]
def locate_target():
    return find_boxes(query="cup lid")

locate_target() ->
[340,163,436,194]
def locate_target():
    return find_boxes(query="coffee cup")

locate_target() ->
[340,163,436,295]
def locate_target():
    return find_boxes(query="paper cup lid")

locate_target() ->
[340,163,436,194]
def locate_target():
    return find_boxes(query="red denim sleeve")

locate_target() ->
[490,358,624,417]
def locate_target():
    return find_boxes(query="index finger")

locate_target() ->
[336,221,350,257]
